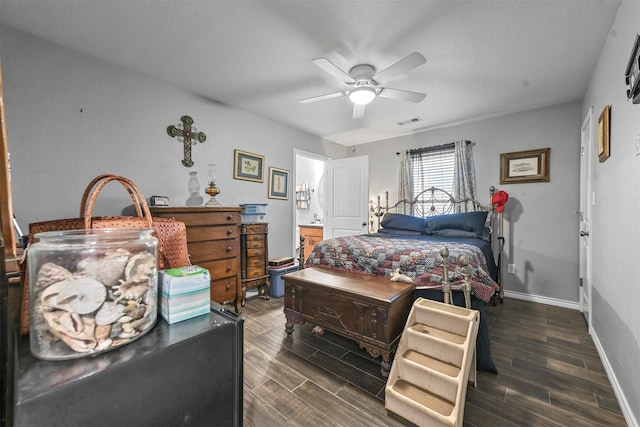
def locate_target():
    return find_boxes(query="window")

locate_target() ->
[409,143,455,215]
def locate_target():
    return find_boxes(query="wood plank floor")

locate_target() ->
[236,296,626,427]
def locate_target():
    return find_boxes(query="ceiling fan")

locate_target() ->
[299,52,427,119]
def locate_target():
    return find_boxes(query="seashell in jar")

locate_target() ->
[43,311,97,353]
[94,301,126,326]
[124,252,156,282]
[94,324,112,341]
[40,275,107,315]
[112,279,150,303]
[124,300,146,320]
[35,262,73,291]
[77,248,131,287]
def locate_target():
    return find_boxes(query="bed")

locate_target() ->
[298,187,506,373]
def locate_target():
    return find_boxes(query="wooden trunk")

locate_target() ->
[282,267,414,377]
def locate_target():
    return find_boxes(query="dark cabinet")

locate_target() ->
[14,304,244,427]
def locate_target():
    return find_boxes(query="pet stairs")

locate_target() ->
[385,298,480,427]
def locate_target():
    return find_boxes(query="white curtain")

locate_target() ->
[453,140,477,212]
[397,151,412,214]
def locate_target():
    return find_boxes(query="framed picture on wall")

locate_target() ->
[597,105,610,163]
[268,167,289,200]
[233,150,264,182]
[500,148,550,184]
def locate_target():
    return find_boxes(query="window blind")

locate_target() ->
[409,143,455,214]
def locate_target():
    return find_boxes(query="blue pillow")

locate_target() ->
[432,228,481,239]
[424,211,488,237]
[377,228,424,236]
[380,213,426,232]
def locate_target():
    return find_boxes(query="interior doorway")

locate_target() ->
[579,107,593,327]
[293,149,327,259]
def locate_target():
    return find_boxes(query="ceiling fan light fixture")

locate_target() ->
[349,86,376,105]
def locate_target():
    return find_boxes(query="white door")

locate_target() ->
[323,155,369,238]
[579,107,593,326]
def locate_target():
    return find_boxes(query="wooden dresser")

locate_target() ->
[151,207,242,312]
[240,223,269,306]
[299,225,323,261]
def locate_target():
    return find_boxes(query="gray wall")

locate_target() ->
[0,25,347,259]
[2,3,639,423]
[582,1,640,423]
[354,101,582,304]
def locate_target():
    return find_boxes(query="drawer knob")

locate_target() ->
[225,284,230,290]
[226,229,233,235]
[226,265,231,272]
[226,246,232,252]
[227,214,233,221]
[252,260,260,265]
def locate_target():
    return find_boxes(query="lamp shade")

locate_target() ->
[349,86,376,105]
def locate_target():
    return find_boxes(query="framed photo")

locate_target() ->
[598,105,610,163]
[500,148,550,184]
[624,34,640,103]
[234,149,264,182]
[268,167,289,200]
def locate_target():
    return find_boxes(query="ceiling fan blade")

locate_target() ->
[312,58,356,84]
[299,91,347,104]
[372,52,426,84]
[352,103,366,119]
[377,87,426,103]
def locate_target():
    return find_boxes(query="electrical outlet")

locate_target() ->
[507,264,516,274]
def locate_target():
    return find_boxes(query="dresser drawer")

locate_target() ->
[156,211,240,226]
[189,239,239,263]
[186,225,239,242]
[246,256,265,268]
[200,259,239,279]
[244,233,265,242]
[211,276,238,302]
[245,266,267,280]
[245,239,265,250]
[243,223,267,233]
[246,247,266,258]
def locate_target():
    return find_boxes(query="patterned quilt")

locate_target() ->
[305,235,499,302]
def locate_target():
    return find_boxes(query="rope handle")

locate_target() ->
[79,174,153,229]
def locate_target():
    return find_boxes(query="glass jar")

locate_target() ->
[28,228,158,360]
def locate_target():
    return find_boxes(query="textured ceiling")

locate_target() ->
[0,0,621,146]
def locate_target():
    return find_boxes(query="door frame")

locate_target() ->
[292,149,328,257]
[579,107,593,327]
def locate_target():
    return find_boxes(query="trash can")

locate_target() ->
[268,262,299,297]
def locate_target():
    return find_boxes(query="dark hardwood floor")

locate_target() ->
[237,295,627,427]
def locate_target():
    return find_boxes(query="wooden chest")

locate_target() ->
[151,207,242,312]
[282,267,414,377]
[240,223,269,305]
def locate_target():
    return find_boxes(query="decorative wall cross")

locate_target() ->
[167,115,207,167]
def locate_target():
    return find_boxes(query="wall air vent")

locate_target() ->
[396,117,423,126]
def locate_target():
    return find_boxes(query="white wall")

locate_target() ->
[582,1,640,424]
[0,25,347,259]
[354,101,582,303]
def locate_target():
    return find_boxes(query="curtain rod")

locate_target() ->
[396,140,471,155]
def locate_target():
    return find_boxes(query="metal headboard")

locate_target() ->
[374,186,495,230]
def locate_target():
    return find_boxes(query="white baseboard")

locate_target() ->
[502,290,638,427]
[590,326,638,427]
[503,290,580,310]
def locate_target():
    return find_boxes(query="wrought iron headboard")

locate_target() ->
[374,186,496,230]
